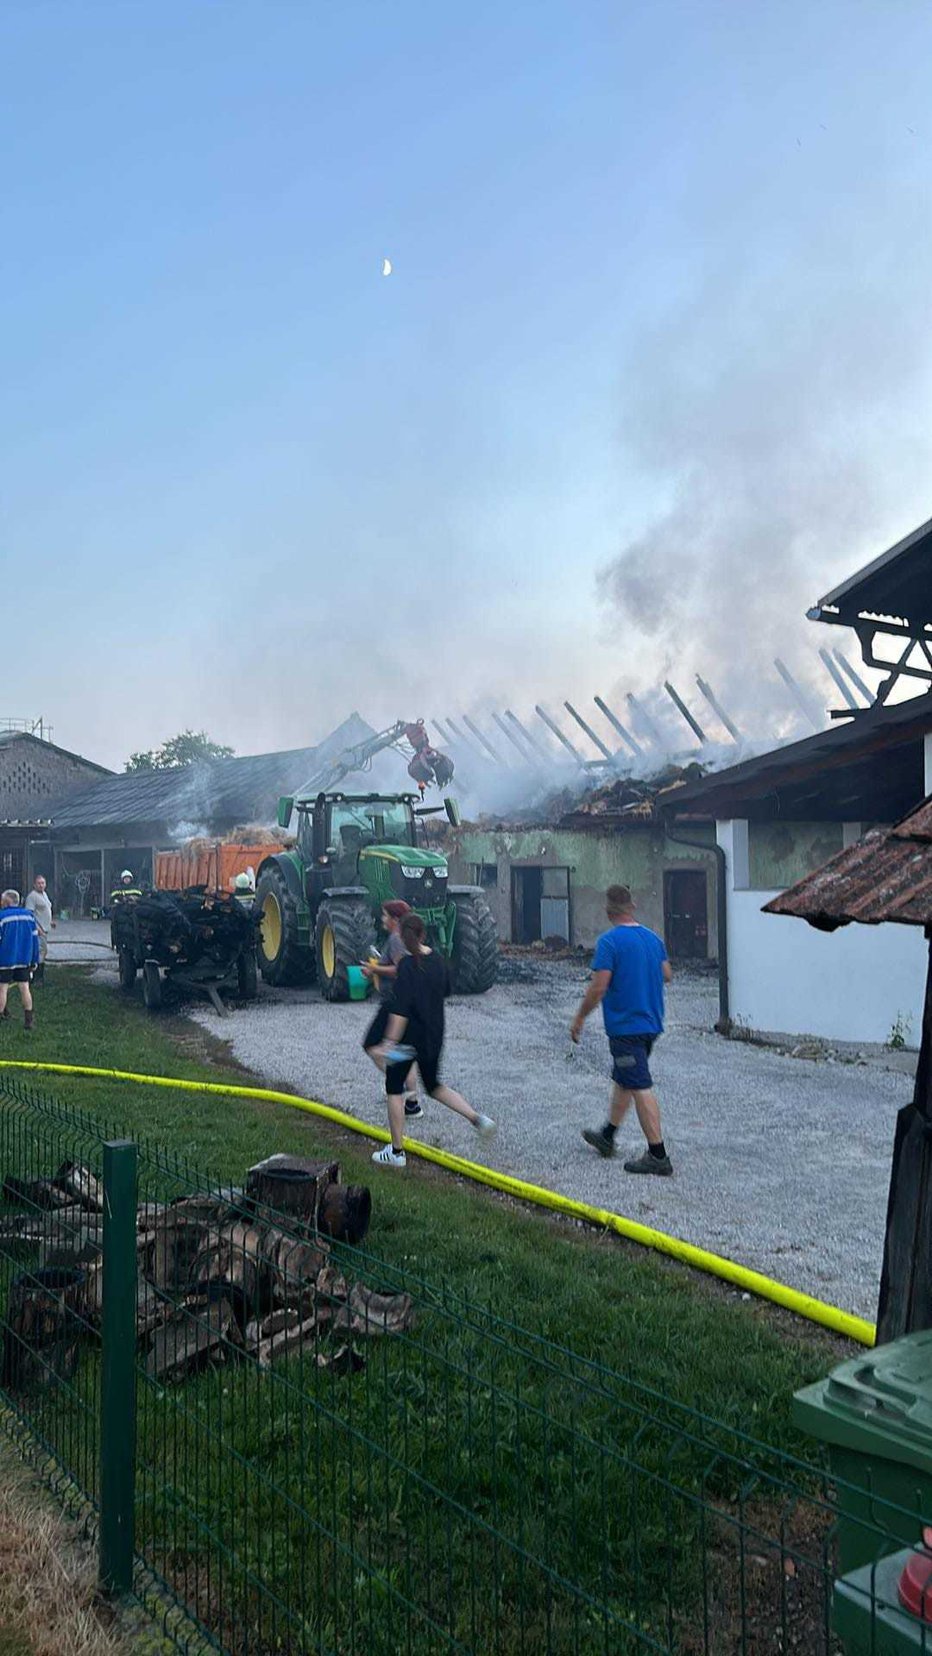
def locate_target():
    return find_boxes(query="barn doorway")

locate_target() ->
[663,869,708,959]
[511,867,570,944]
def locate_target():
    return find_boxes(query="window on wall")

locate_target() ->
[472,863,497,889]
[0,848,24,892]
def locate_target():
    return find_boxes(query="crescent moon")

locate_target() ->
[381,258,393,276]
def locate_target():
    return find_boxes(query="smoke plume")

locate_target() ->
[598,183,932,742]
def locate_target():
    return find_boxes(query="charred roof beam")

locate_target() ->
[833,650,875,705]
[818,647,860,712]
[773,659,822,732]
[505,710,553,764]
[694,677,741,743]
[461,715,506,766]
[563,702,614,761]
[593,696,643,757]
[663,681,706,745]
[492,711,538,765]
[443,717,489,763]
[535,705,585,766]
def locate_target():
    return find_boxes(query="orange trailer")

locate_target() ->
[155,842,280,894]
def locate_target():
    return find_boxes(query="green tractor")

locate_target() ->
[254,791,498,999]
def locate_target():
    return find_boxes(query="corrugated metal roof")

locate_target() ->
[811,516,932,628]
[763,795,932,929]
[48,715,373,830]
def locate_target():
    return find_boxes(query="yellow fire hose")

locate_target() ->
[0,1059,876,1347]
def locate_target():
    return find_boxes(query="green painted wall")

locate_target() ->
[450,822,716,953]
[747,821,844,890]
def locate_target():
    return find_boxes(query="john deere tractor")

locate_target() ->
[254,791,497,999]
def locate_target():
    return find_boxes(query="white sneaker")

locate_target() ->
[371,1144,406,1169]
[473,1114,497,1141]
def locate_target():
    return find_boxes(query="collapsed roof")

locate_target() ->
[468,761,708,831]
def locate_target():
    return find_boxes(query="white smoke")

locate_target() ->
[598,174,932,740]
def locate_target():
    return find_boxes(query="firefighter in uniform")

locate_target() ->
[110,870,143,907]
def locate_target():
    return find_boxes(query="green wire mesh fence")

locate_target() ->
[0,1074,929,1655]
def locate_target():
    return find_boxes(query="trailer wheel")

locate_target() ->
[142,960,162,1012]
[237,949,258,1001]
[118,950,137,991]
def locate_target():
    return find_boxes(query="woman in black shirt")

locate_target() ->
[372,914,496,1169]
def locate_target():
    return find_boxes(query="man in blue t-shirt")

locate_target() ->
[570,884,673,1175]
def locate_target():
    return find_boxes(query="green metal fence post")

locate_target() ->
[99,1138,138,1598]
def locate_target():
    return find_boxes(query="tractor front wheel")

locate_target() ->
[316,899,376,1002]
[449,892,498,994]
[118,950,137,991]
[255,864,314,986]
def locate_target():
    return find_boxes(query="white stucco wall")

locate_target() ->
[719,819,927,1046]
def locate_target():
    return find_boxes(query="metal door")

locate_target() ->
[539,868,570,942]
[663,869,708,958]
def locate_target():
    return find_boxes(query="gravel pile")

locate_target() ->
[184,958,910,1320]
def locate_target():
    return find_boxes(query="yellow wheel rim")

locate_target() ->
[260,892,282,961]
[321,923,336,980]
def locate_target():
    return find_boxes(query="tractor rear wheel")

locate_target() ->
[255,864,314,986]
[316,899,376,1002]
[449,892,498,994]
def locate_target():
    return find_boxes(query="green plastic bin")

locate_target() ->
[346,965,371,1001]
[834,1549,932,1654]
[793,1331,932,1573]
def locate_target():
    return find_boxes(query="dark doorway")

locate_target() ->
[511,867,570,944]
[663,869,708,959]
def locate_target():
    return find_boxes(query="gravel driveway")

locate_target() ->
[175,955,912,1321]
[46,919,117,963]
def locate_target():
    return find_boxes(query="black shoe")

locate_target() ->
[582,1127,616,1159]
[404,1097,424,1119]
[623,1150,673,1177]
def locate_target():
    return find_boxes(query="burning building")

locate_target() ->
[447,765,718,958]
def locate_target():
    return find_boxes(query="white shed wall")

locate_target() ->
[718,819,927,1046]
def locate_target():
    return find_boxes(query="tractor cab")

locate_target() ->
[277,792,421,889]
[312,793,418,887]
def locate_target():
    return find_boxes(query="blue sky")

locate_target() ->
[3,1,931,769]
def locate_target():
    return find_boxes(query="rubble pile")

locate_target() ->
[0,1154,412,1388]
[475,760,708,829]
[559,761,706,821]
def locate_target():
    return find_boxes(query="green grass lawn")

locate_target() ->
[4,969,845,1431]
[0,970,848,1654]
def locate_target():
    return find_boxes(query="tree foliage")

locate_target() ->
[124,729,235,772]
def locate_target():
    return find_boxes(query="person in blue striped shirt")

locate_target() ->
[0,890,40,1031]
